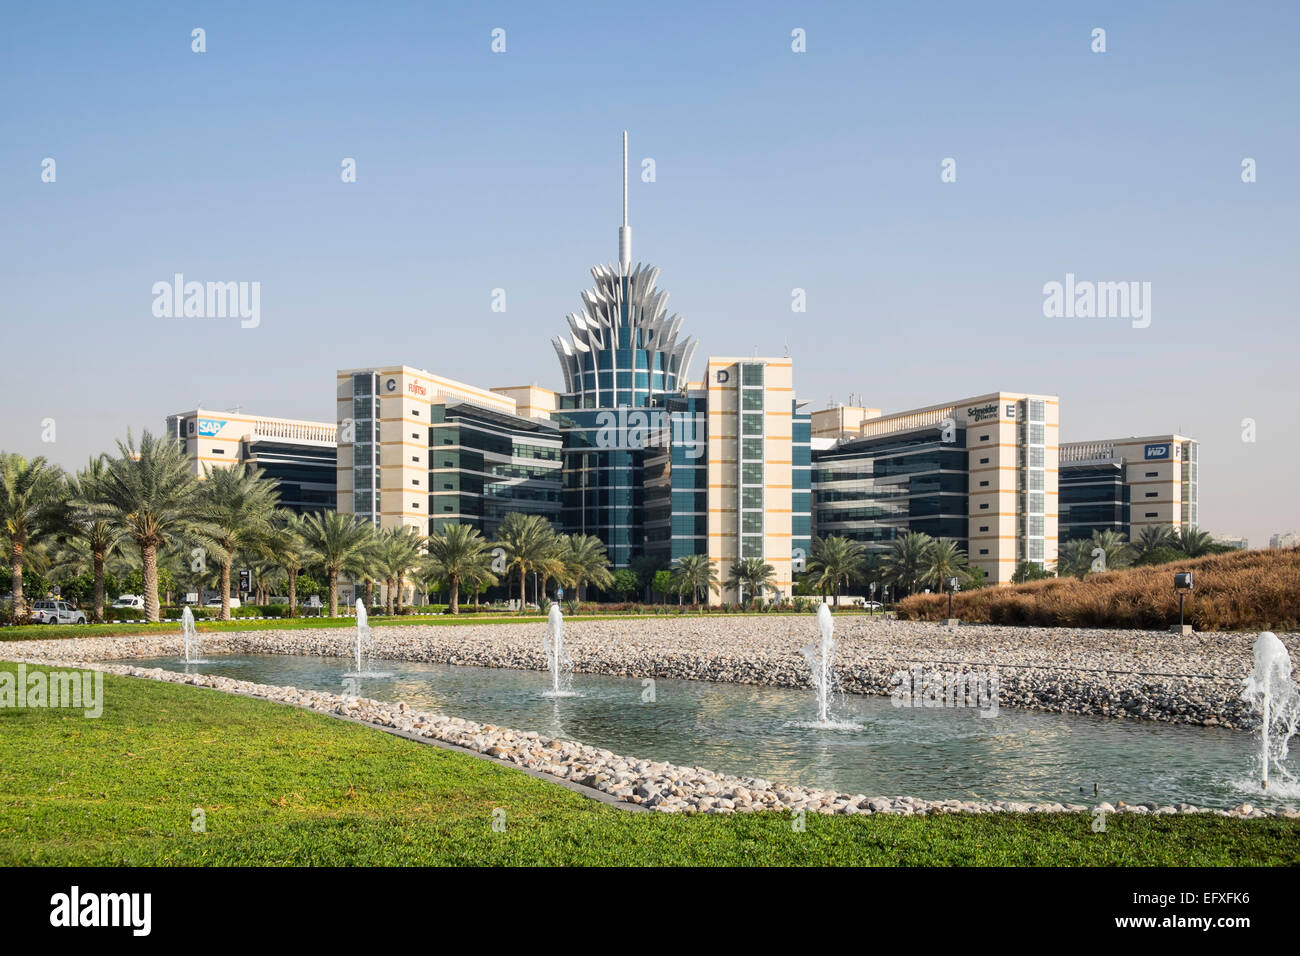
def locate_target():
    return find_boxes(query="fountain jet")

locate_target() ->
[1243,631,1300,791]
[181,606,199,664]
[802,603,841,726]
[543,603,575,696]
[354,599,371,674]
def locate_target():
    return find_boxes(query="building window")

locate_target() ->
[411,456,419,462]
[1146,512,1158,518]
[979,480,989,487]
[980,435,990,442]
[411,479,420,486]
[979,549,989,555]
[979,526,988,532]
[212,448,224,454]
[979,503,989,510]
[1146,491,1158,497]
[413,409,420,417]
[979,458,989,464]
[1146,471,1158,478]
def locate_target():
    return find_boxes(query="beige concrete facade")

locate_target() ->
[336,365,518,534]
[165,408,336,476]
[489,384,558,420]
[706,357,797,603]
[810,404,882,441]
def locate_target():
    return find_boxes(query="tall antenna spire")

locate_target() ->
[618,130,632,269]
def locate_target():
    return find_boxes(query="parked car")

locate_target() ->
[30,600,88,625]
[204,596,241,609]
[862,601,885,610]
[111,594,146,611]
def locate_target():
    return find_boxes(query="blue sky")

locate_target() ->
[2,0,1297,547]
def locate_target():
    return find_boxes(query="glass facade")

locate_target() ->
[1059,463,1129,540]
[244,440,337,514]
[429,403,562,538]
[351,372,379,523]
[812,426,969,557]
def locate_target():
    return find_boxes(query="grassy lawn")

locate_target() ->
[1,662,1294,866]
[0,608,879,642]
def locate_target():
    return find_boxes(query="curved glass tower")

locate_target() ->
[552,133,696,408]
[552,132,699,568]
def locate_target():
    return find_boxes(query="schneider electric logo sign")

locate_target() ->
[1144,443,1174,461]
[196,419,227,436]
[966,403,999,423]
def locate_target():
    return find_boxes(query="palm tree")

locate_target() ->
[1055,538,1093,579]
[725,557,778,607]
[805,535,865,606]
[494,513,557,612]
[375,526,425,614]
[425,523,491,614]
[1176,526,1216,558]
[91,432,202,622]
[192,463,280,621]
[58,457,124,622]
[882,531,934,598]
[922,538,973,591]
[268,512,312,617]
[559,533,613,603]
[672,553,719,606]
[187,463,278,621]
[298,511,374,616]
[1089,529,1134,572]
[0,453,64,618]
[1133,524,1177,559]
[460,557,498,608]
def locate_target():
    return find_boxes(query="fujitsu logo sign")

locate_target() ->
[408,380,427,397]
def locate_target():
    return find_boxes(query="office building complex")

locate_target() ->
[811,392,1060,585]
[335,365,560,536]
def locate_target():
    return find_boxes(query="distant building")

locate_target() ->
[1270,531,1299,549]
[165,409,337,514]
[1210,533,1249,550]
[1059,435,1198,541]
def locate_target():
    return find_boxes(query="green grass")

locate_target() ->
[1,662,1294,866]
[0,608,878,642]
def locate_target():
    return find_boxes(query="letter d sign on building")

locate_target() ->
[716,370,730,384]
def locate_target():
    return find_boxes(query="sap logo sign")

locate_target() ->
[197,419,227,437]
[1144,443,1171,461]
[716,370,730,384]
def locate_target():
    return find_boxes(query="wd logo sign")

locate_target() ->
[1144,443,1171,460]
[197,419,227,437]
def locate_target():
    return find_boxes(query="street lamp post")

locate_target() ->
[1172,571,1194,634]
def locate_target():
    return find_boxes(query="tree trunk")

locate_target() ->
[328,570,338,618]
[10,542,23,618]
[220,562,232,621]
[92,551,105,623]
[386,577,395,615]
[518,568,526,613]
[142,544,160,623]
[450,573,459,614]
[287,568,298,618]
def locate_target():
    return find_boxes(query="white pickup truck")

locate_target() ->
[30,600,88,625]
